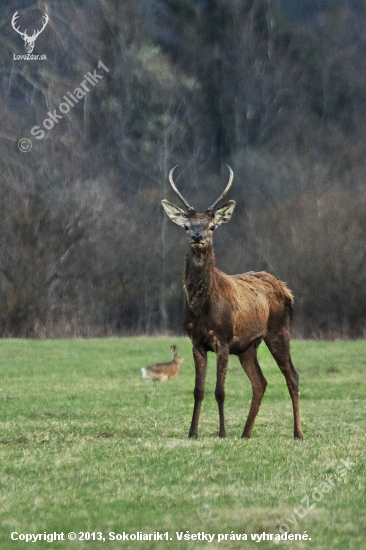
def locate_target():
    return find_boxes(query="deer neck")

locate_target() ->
[184,245,216,313]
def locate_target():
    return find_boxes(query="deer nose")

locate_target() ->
[192,233,203,243]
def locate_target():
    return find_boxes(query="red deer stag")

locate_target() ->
[161,166,303,439]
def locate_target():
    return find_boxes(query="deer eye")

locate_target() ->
[184,225,189,231]
[210,225,215,231]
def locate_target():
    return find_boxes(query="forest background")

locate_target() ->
[1,0,366,339]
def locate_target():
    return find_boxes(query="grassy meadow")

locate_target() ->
[0,337,365,549]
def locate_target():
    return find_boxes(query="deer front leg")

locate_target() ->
[215,344,229,438]
[189,345,207,439]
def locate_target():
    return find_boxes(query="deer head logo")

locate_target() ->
[11,10,49,54]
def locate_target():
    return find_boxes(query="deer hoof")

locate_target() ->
[211,430,226,438]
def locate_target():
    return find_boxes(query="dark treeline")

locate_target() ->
[0,0,366,338]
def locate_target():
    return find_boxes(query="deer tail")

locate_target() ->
[282,283,294,306]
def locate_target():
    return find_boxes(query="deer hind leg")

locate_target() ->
[239,342,267,438]
[189,345,207,439]
[215,344,230,438]
[264,331,303,439]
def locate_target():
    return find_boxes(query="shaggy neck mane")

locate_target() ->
[184,246,216,313]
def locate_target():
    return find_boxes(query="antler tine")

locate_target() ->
[11,11,25,37]
[169,166,192,211]
[33,13,49,39]
[11,11,19,25]
[208,165,234,210]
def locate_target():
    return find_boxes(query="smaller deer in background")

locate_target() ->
[141,345,183,381]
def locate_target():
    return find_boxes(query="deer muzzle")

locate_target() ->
[192,233,203,244]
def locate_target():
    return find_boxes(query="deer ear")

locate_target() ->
[214,200,236,225]
[161,200,188,226]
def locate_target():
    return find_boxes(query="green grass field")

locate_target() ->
[0,338,365,549]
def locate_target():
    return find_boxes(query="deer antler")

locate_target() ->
[208,165,234,210]
[32,12,49,40]
[11,11,26,39]
[169,166,193,211]
[11,11,49,40]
